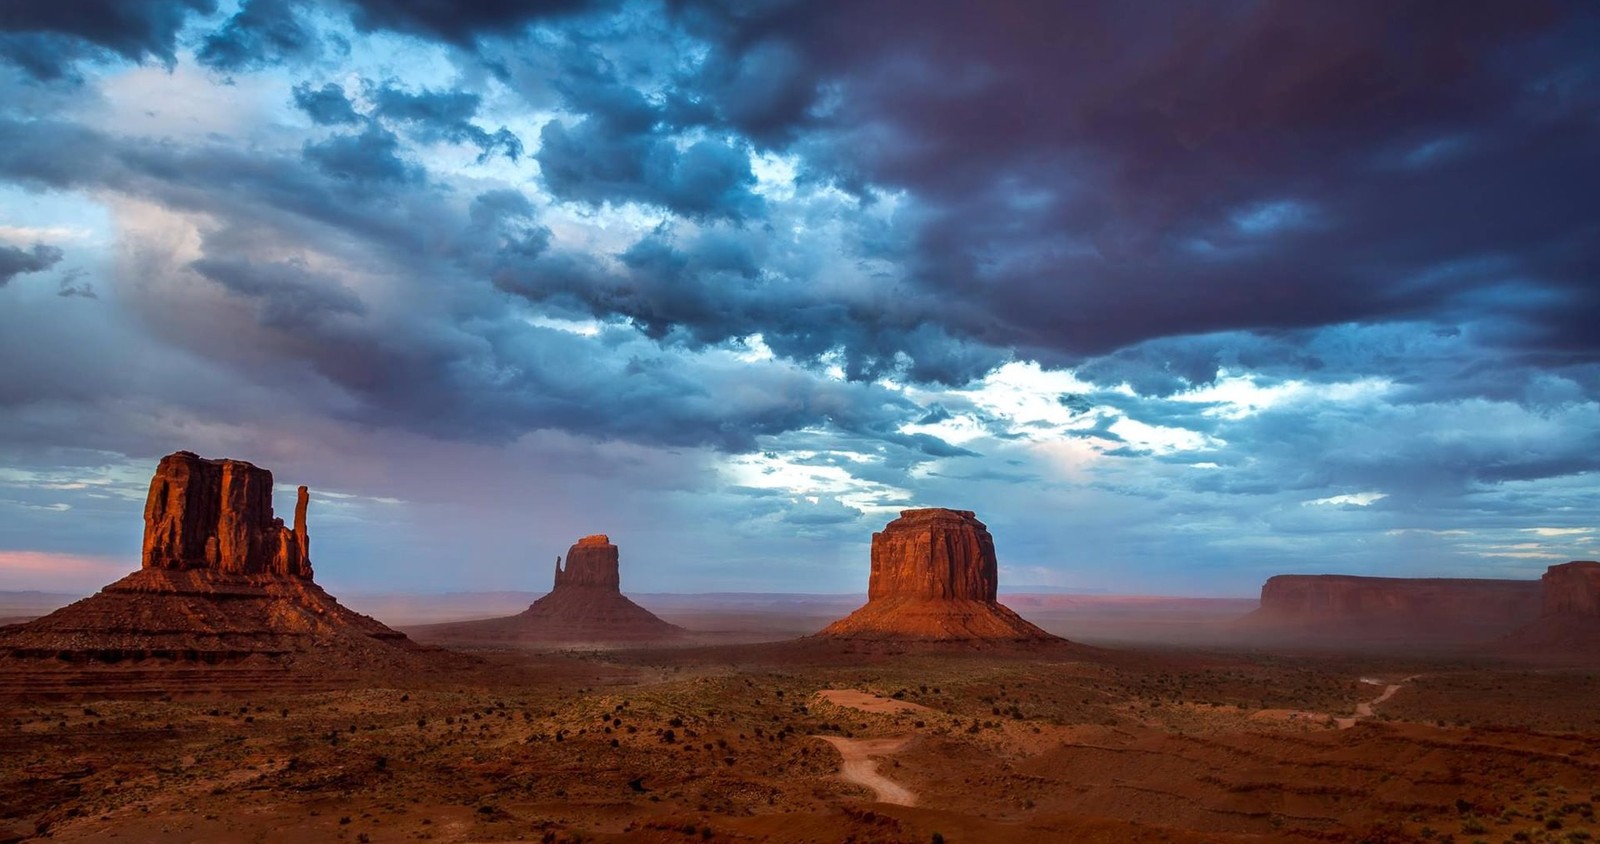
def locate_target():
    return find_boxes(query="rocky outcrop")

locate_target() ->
[1504,562,1600,651]
[1540,561,1600,616]
[1243,574,1542,645]
[142,451,310,578]
[0,451,426,686]
[553,535,621,591]
[818,509,1056,641]
[413,535,683,645]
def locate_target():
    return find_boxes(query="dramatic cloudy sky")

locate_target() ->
[1,1,1597,597]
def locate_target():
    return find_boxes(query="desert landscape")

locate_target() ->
[3,2,1597,843]
[2,454,1598,843]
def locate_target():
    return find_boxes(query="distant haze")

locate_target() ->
[0,2,1596,596]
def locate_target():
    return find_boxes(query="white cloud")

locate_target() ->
[1303,491,1388,507]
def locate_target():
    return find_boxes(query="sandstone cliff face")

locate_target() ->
[553,534,621,591]
[868,509,997,602]
[820,508,1055,642]
[1540,561,1600,617]
[142,451,311,578]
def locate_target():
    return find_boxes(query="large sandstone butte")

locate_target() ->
[1505,561,1600,650]
[414,535,683,644]
[142,450,312,577]
[818,509,1056,641]
[0,451,426,693]
[1242,574,1543,645]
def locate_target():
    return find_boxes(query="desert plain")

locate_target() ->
[5,623,1600,844]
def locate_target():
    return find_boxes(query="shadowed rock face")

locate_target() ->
[554,535,621,591]
[1541,562,1600,617]
[1505,562,1600,651]
[1255,575,1541,623]
[1243,574,1542,645]
[142,451,311,578]
[820,508,1055,642]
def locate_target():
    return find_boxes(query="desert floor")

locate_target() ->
[3,636,1599,843]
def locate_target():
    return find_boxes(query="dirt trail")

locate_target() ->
[812,689,921,806]
[817,735,916,806]
[1335,676,1418,729]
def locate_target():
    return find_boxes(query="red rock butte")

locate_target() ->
[0,451,425,692]
[414,534,683,644]
[818,508,1056,641]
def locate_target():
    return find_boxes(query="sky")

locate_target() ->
[0,0,1597,597]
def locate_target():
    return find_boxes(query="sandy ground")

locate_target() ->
[811,689,929,806]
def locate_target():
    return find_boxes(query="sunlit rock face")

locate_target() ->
[819,508,1056,642]
[142,451,311,578]
[867,509,997,602]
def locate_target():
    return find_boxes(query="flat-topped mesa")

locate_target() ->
[819,508,1056,641]
[1254,574,1541,623]
[141,451,311,579]
[552,534,620,591]
[869,509,997,602]
[1540,561,1600,617]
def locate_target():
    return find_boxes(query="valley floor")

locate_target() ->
[3,640,1598,843]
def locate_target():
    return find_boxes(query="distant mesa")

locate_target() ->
[817,508,1057,641]
[1241,573,1542,645]
[0,451,426,691]
[412,534,684,644]
[1505,561,1600,650]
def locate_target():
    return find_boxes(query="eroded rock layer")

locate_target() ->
[414,535,683,644]
[819,508,1055,641]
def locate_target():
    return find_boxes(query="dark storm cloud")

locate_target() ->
[341,0,601,45]
[302,125,418,184]
[535,113,760,221]
[654,0,1600,390]
[0,242,63,287]
[0,109,939,457]
[493,227,1006,385]
[370,82,523,162]
[196,0,321,71]
[291,82,361,125]
[0,0,215,79]
[190,255,366,327]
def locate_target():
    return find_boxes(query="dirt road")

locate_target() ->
[817,735,916,806]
